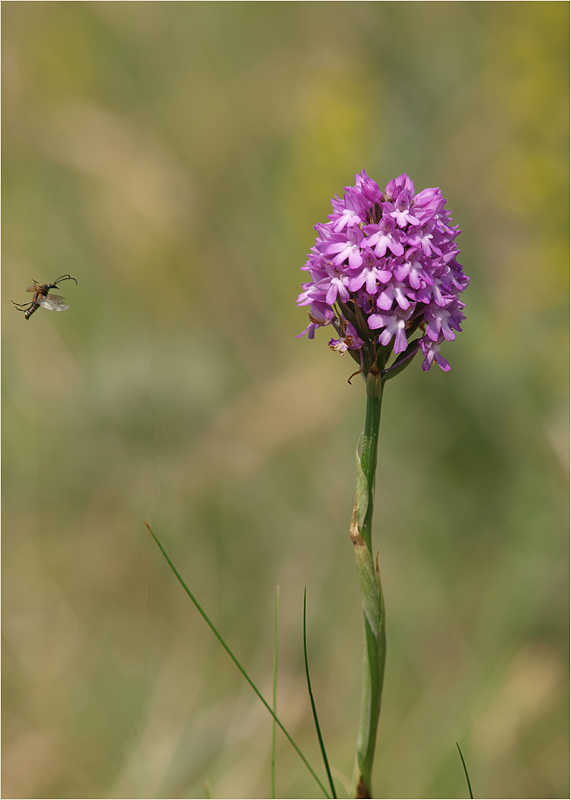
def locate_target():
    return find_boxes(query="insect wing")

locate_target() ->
[39,293,70,312]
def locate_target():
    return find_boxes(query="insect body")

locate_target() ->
[12,274,78,320]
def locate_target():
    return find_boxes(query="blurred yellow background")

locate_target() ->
[2,3,568,798]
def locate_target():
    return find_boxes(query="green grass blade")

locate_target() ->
[456,742,474,799]
[144,522,330,799]
[303,589,337,799]
[271,585,279,799]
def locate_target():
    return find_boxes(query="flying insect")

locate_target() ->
[12,274,78,320]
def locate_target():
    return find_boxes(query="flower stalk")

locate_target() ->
[349,370,386,799]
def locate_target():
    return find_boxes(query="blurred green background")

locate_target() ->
[2,3,568,798]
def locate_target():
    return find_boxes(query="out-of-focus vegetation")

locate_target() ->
[2,3,568,798]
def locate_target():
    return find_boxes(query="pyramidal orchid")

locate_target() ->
[297,172,469,798]
[297,170,468,376]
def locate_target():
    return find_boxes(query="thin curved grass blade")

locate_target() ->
[271,585,279,799]
[303,589,337,799]
[144,522,330,799]
[456,742,474,799]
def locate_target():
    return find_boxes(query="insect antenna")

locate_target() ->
[52,274,78,286]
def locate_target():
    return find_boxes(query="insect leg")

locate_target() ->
[11,300,34,311]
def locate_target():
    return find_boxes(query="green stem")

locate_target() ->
[360,373,383,555]
[350,369,386,799]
